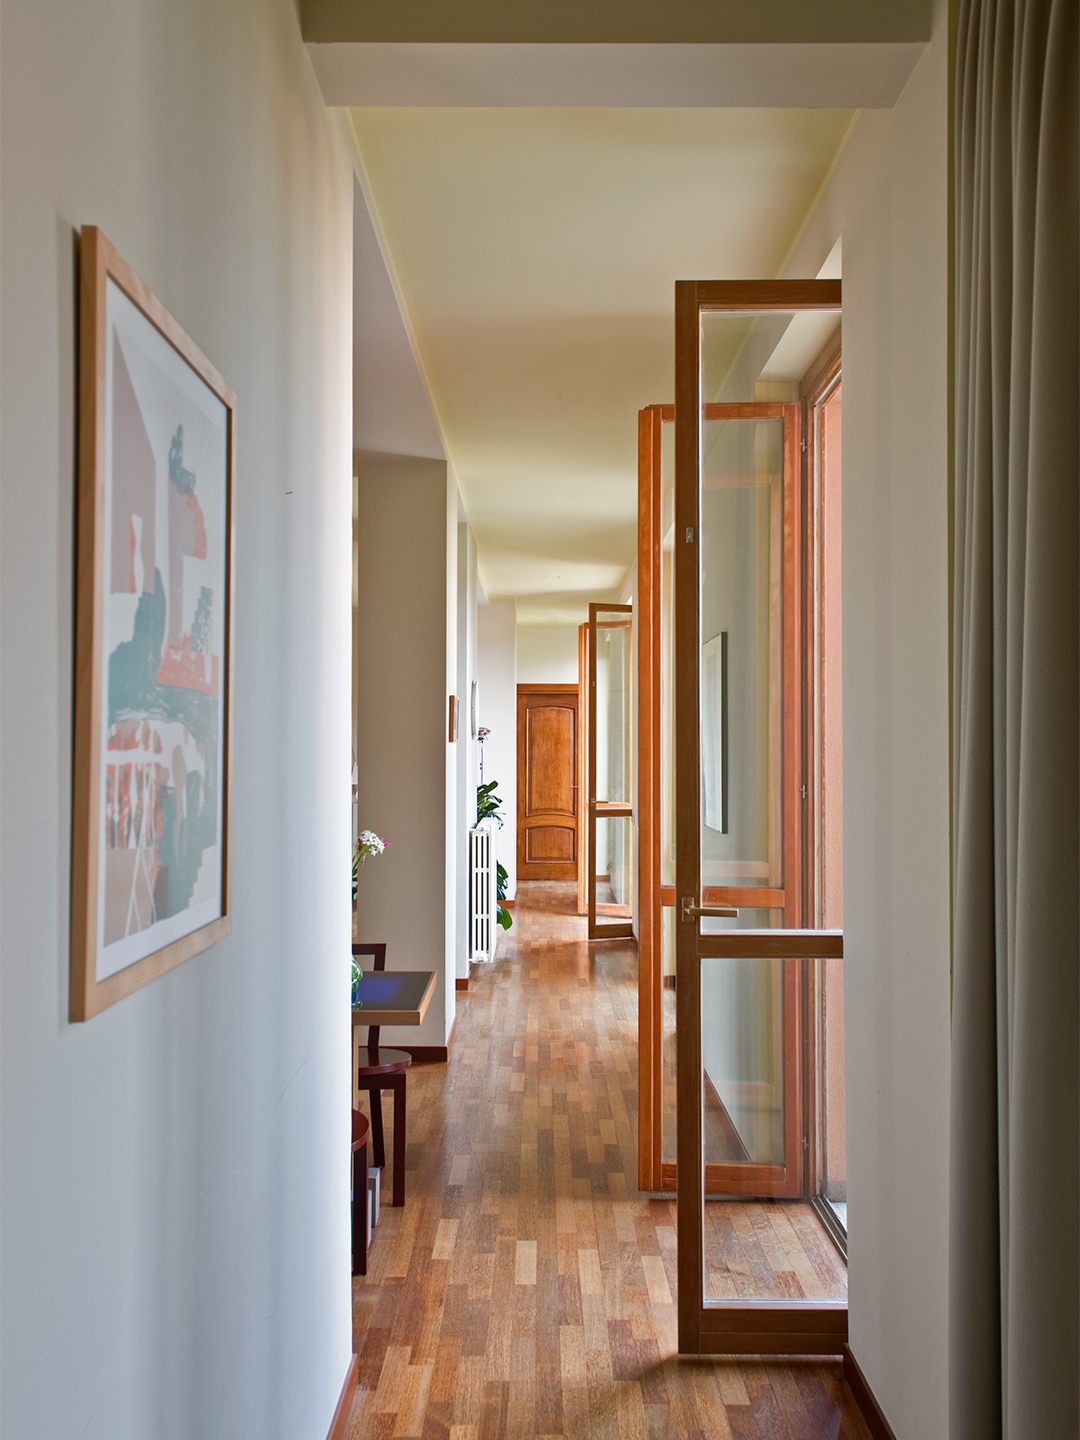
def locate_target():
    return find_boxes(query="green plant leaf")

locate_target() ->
[476,779,504,825]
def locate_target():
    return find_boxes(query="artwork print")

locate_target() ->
[72,230,234,1018]
[99,279,228,975]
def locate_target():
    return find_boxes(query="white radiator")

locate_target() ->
[469,821,499,962]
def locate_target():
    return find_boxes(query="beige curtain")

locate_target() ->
[952,0,1078,1437]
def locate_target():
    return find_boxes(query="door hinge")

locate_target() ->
[685,527,694,544]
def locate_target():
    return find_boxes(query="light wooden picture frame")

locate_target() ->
[71,227,235,1021]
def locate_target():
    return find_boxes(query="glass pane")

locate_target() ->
[822,955,847,1219]
[701,955,784,1167]
[594,814,631,914]
[701,309,841,406]
[595,621,631,804]
[660,420,675,889]
[661,904,677,1162]
[699,414,783,890]
[703,1195,847,1304]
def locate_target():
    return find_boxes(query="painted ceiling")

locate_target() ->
[349,107,854,621]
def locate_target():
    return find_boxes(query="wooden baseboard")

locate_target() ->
[843,1345,896,1440]
[400,1017,456,1063]
[456,977,469,991]
[326,1355,357,1440]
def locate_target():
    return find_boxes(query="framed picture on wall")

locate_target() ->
[70,227,235,1020]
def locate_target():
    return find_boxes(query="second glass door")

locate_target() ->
[588,603,634,940]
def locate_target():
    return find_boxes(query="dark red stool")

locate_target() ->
[351,1108,370,1276]
[353,943,412,1206]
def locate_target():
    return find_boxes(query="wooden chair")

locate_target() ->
[353,942,412,1207]
[351,1108,370,1276]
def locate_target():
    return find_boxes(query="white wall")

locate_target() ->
[477,599,519,900]
[354,455,456,1048]
[783,5,952,1435]
[516,622,581,683]
[0,3,355,1438]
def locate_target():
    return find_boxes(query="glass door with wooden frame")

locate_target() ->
[673,282,845,1355]
[637,402,808,1200]
[587,603,634,940]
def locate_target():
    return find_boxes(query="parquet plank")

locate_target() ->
[348,881,865,1440]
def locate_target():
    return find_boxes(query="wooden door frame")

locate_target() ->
[516,685,580,881]
[636,329,846,1199]
[673,280,846,1357]
[577,625,589,914]
[587,603,635,940]
[637,406,665,1187]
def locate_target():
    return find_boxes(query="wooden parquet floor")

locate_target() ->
[348,881,868,1440]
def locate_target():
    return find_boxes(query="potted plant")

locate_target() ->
[476,782,512,931]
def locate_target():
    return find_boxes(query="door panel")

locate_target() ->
[525,826,575,863]
[672,280,845,1355]
[526,705,576,813]
[517,686,579,880]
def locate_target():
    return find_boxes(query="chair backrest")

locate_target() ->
[352,942,387,972]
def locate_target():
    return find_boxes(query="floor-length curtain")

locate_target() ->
[951,0,1078,1437]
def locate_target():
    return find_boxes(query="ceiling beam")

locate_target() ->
[307,41,926,108]
[301,0,929,46]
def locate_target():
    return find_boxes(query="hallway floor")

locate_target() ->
[349,882,869,1439]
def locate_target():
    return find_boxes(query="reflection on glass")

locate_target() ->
[701,956,784,1167]
[661,905,677,1162]
[595,621,631,804]
[700,910,782,933]
[660,420,676,889]
[594,815,631,913]
[701,310,842,407]
[700,415,782,890]
[823,956,847,1216]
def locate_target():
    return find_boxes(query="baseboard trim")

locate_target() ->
[326,1354,357,1440]
[843,1345,896,1440]
[456,977,469,991]
[399,1017,456,1063]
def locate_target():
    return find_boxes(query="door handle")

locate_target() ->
[681,896,739,922]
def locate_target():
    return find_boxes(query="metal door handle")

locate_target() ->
[681,896,739,922]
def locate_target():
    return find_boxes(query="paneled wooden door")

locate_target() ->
[673,280,844,1356]
[516,685,579,881]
